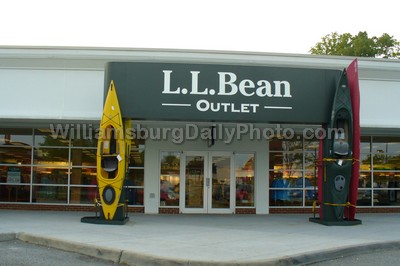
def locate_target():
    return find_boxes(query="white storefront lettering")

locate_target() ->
[162,70,292,113]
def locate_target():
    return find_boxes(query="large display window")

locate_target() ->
[0,127,145,206]
[0,129,33,203]
[235,153,255,207]
[126,139,145,206]
[269,135,400,208]
[159,151,180,207]
[269,137,317,207]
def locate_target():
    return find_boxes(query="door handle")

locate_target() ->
[206,178,210,187]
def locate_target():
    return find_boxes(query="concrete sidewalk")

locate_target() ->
[1,210,400,265]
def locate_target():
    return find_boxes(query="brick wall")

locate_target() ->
[270,207,400,214]
[235,208,256,214]
[0,204,144,213]
[270,208,315,214]
[355,207,400,213]
[2,204,400,214]
[159,208,180,214]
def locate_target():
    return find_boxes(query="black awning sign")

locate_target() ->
[105,62,341,123]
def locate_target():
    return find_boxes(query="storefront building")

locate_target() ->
[1,47,400,214]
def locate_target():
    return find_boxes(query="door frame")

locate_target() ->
[180,151,208,214]
[180,151,234,214]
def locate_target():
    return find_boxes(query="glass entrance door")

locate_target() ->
[184,154,206,210]
[181,152,233,214]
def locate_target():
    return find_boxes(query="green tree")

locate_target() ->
[310,31,400,58]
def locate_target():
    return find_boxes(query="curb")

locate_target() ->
[270,241,400,265]
[118,239,400,266]
[1,232,399,265]
[119,240,400,266]
[0,232,16,242]
[120,251,191,266]
[16,233,122,264]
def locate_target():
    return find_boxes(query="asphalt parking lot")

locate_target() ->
[1,211,400,265]
[0,240,121,266]
[2,239,400,266]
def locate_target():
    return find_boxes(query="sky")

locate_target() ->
[1,0,399,54]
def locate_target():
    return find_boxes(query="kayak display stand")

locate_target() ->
[81,194,129,225]
[81,80,131,225]
[309,217,361,226]
[310,66,361,226]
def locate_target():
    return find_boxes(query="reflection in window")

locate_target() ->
[127,188,144,205]
[33,185,67,204]
[34,128,70,147]
[305,152,318,170]
[160,151,180,207]
[70,168,96,185]
[212,156,231,209]
[270,190,303,206]
[129,150,145,167]
[269,137,302,152]
[33,167,68,185]
[0,185,30,202]
[0,166,31,184]
[358,136,373,206]
[70,125,98,147]
[372,139,398,170]
[185,156,204,208]
[360,137,372,171]
[373,172,400,189]
[269,137,317,207]
[126,137,145,206]
[0,128,33,146]
[304,170,318,187]
[0,147,32,165]
[373,190,400,206]
[129,139,145,167]
[0,129,34,204]
[360,136,371,153]
[355,136,400,207]
[126,169,144,186]
[270,171,305,186]
[305,189,317,206]
[34,148,69,166]
[0,126,147,206]
[304,140,319,151]
[235,154,254,207]
[372,153,400,170]
[268,136,400,208]
[70,186,98,204]
[357,189,373,206]
[358,172,372,188]
[269,152,303,171]
[372,137,400,154]
[360,153,371,171]
[71,148,96,167]
[128,139,145,168]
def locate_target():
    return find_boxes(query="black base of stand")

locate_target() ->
[81,216,129,225]
[309,217,362,226]
[81,204,129,225]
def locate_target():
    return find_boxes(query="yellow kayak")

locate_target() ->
[97,80,127,220]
